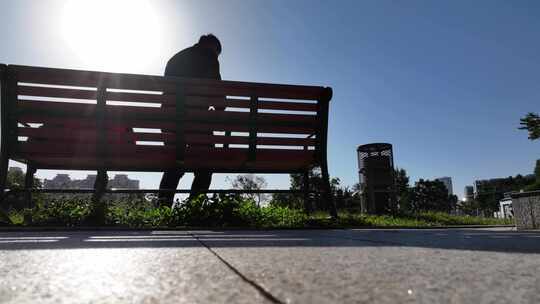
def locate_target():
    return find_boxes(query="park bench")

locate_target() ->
[0,64,337,216]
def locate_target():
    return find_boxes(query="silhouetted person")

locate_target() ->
[158,34,222,206]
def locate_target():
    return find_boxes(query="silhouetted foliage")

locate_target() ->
[269,167,348,211]
[458,199,480,216]
[6,168,42,190]
[3,169,43,211]
[475,174,536,212]
[534,159,540,183]
[229,174,268,206]
[519,112,540,140]
[394,168,412,212]
[522,159,540,191]
[410,179,455,213]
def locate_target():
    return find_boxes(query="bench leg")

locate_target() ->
[92,169,108,203]
[90,169,108,224]
[0,153,7,204]
[0,153,7,210]
[24,165,36,208]
[321,162,338,218]
[0,153,11,224]
[303,171,311,214]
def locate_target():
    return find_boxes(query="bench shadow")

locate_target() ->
[0,229,539,253]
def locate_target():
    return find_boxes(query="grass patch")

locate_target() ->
[3,196,513,228]
[306,210,512,228]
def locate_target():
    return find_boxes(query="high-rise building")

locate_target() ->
[464,185,474,201]
[44,174,139,190]
[109,174,139,189]
[44,174,72,189]
[435,177,453,195]
[44,174,140,200]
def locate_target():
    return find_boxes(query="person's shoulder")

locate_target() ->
[168,45,198,62]
[165,46,198,75]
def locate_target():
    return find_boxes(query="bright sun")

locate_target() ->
[61,0,163,73]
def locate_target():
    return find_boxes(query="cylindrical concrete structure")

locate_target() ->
[357,143,396,214]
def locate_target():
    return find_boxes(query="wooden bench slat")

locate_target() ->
[18,85,98,100]
[18,100,97,117]
[257,137,316,146]
[183,85,321,100]
[183,96,249,109]
[258,100,318,112]
[17,143,315,163]
[13,65,102,87]
[17,101,317,127]
[12,65,177,91]
[258,112,318,124]
[18,127,316,148]
[17,100,175,121]
[17,127,174,143]
[17,115,317,135]
[106,91,175,105]
[11,65,328,100]
[185,134,315,146]
[184,97,318,112]
[17,115,170,130]
[179,76,325,100]
[16,142,173,156]
[23,156,313,172]
[185,109,318,125]
[186,123,316,134]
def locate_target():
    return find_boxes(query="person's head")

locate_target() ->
[198,34,222,57]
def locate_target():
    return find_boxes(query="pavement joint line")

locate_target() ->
[189,232,285,304]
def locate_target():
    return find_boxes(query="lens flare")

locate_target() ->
[61,0,163,72]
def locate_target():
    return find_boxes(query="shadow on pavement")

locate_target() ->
[1,228,539,253]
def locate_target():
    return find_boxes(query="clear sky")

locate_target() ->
[1,0,539,198]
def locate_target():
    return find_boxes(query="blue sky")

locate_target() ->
[1,0,539,198]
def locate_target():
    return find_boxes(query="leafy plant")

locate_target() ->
[519,112,540,140]
[4,195,513,228]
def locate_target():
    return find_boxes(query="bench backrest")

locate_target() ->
[1,65,332,173]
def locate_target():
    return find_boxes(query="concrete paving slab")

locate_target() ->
[0,231,272,304]
[192,229,540,304]
[1,229,539,303]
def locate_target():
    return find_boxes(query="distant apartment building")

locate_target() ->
[435,177,453,195]
[110,174,140,189]
[464,185,474,201]
[44,174,140,200]
[44,174,139,189]
[44,174,77,189]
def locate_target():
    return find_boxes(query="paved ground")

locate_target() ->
[1,228,539,303]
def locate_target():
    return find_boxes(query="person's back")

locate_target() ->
[158,34,222,206]
[165,44,221,80]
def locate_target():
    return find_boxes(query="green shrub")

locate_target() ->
[523,182,540,192]
[237,202,307,228]
[409,211,513,226]
[4,195,514,228]
[28,198,93,227]
[106,204,176,228]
